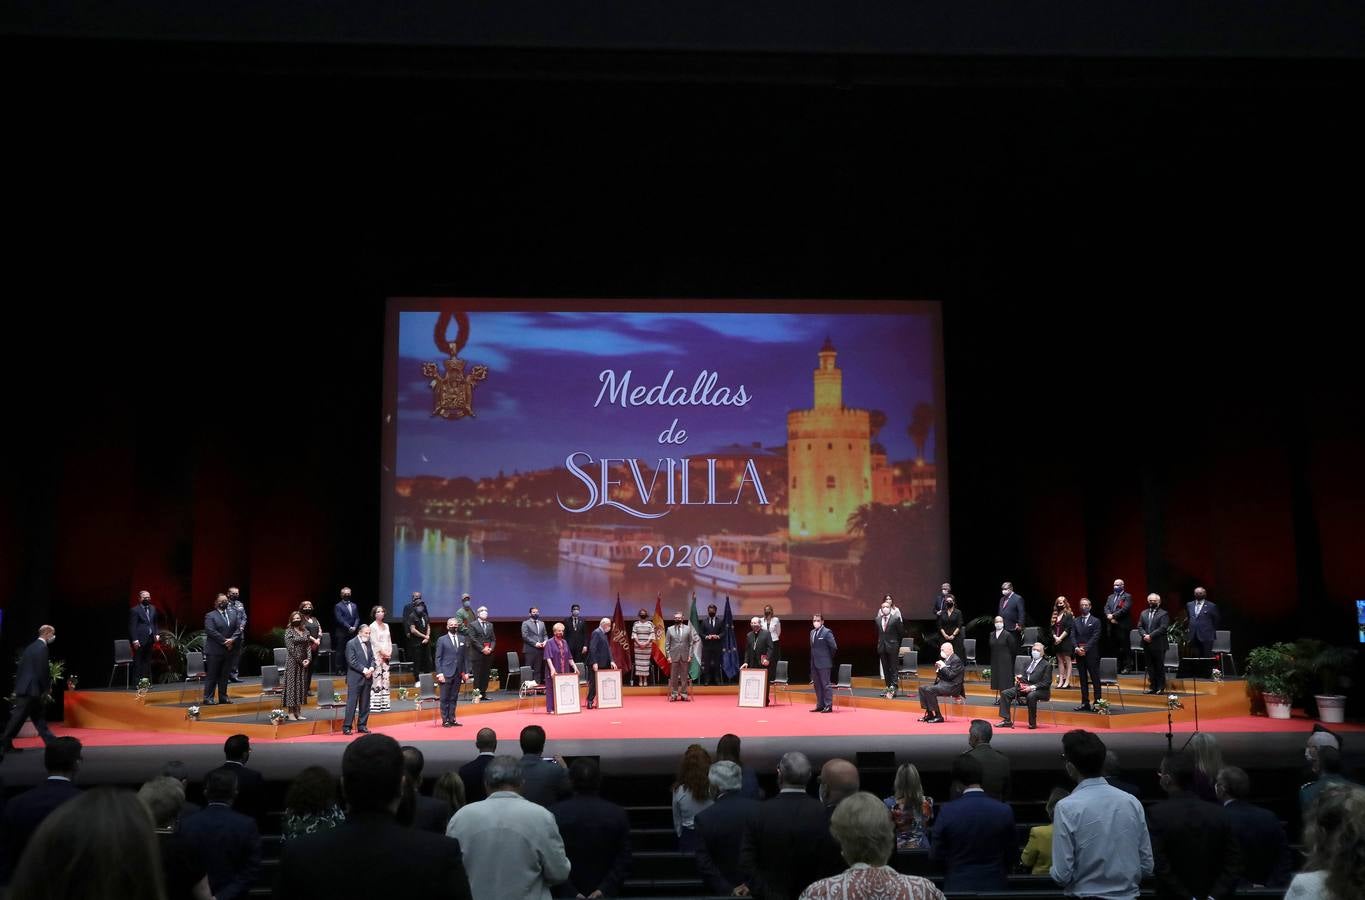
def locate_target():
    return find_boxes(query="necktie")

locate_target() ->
[223,610,229,627]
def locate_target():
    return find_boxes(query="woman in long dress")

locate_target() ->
[988,613,1014,692]
[544,622,575,712]
[369,605,393,711]
[1050,596,1075,689]
[631,609,656,687]
[938,596,965,662]
[283,613,311,721]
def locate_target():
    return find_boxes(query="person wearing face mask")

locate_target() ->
[333,587,361,676]
[988,615,1014,692]
[1071,598,1102,712]
[203,593,239,705]
[761,605,781,668]
[1139,593,1170,694]
[299,601,321,697]
[128,590,159,688]
[740,617,775,705]
[1187,586,1220,660]
[631,608,657,687]
[565,604,590,667]
[933,583,952,618]
[875,597,906,699]
[0,625,59,752]
[369,605,394,711]
[666,612,697,701]
[523,606,549,686]
[809,614,838,713]
[997,583,1024,644]
[1050,597,1075,690]
[283,611,312,721]
[699,604,724,686]
[938,595,964,663]
[226,586,246,683]
[404,592,433,675]
[917,642,964,724]
[1103,579,1134,672]
[453,593,476,682]
[587,618,617,709]
[435,617,468,727]
[998,642,1052,729]
[342,624,376,735]
[467,605,495,701]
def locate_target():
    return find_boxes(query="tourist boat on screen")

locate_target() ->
[692,534,792,594]
[558,524,664,572]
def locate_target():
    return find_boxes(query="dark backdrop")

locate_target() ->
[3,34,1362,697]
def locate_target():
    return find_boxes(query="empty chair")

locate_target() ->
[413,673,440,725]
[830,663,855,711]
[1098,657,1125,710]
[273,647,288,671]
[253,666,284,721]
[505,651,521,691]
[1022,626,1039,646]
[1129,629,1144,673]
[896,641,919,690]
[110,639,134,689]
[771,660,791,705]
[180,651,207,702]
[1212,630,1237,676]
[1163,645,1180,684]
[963,638,978,680]
[316,633,333,671]
[312,679,345,734]
[575,661,587,685]
[516,664,544,712]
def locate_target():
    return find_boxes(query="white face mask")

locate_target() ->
[478,611,488,621]
[1032,649,1043,659]
[1002,589,1010,596]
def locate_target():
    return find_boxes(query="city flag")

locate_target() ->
[609,593,632,671]
[651,594,668,670]
[688,593,702,682]
[721,595,739,679]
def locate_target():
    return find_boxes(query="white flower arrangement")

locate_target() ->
[1167,694,1184,711]
[186,705,201,721]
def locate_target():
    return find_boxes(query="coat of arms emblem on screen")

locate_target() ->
[422,342,488,420]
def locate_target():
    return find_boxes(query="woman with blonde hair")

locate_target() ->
[882,763,934,850]
[671,743,714,853]
[1189,732,1225,802]
[1286,783,1365,900]
[369,604,393,711]
[1050,596,1075,689]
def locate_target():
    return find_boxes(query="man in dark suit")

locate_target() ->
[1147,752,1241,900]
[226,586,246,683]
[466,606,496,701]
[280,734,472,900]
[998,582,1025,655]
[1215,766,1290,888]
[960,721,1012,799]
[586,617,616,709]
[459,728,498,804]
[518,725,570,807]
[550,757,630,898]
[998,642,1052,729]
[1139,593,1170,693]
[930,754,1016,892]
[741,616,774,706]
[737,751,830,900]
[129,591,159,686]
[434,617,467,728]
[1103,578,1134,671]
[1187,586,1220,659]
[1071,598,1103,712]
[403,592,433,675]
[875,596,905,698]
[564,604,590,667]
[695,760,761,895]
[333,586,361,675]
[203,593,239,704]
[344,625,376,735]
[206,734,265,822]
[808,614,838,713]
[178,768,262,900]
[0,737,81,883]
[400,745,454,833]
[698,604,724,685]
[917,641,964,723]
[1,625,58,752]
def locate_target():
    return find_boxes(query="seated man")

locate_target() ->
[998,642,1051,729]
[918,642,964,724]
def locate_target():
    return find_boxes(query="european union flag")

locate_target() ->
[721,596,739,680]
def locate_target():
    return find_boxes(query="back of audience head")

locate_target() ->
[138,776,187,829]
[520,724,547,756]
[569,757,602,794]
[286,765,339,815]
[401,745,426,781]
[434,771,467,812]
[10,787,166,900]
[1045,786,1069,821]
[204,767,239,805]
[893,763,926,808]
[475,727,497,752]
[1159,752,1198,793]
[951,753,984,789]
[160,760,191,785]
[1103,749,1123,778]
[485,755,525,793]
[675,744,712,802]
[1062,729,1106,781]
[716,733,743,764]
[778,751,812,789]
[709,761,742,799]
[46,736,82,776]
[224,733,251,762]
[968,719,993,746]
[1302,783,1365,899]
[1215,765,1251,802]
[1189,732,1224,778]
[819,758,860,808]
[1315,745,1343,777]
[342,733,404,814]
[829,792,896,868]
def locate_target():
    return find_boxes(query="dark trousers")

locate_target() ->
[1145,642,1167,692]
[701,647,723,685]
[523,646,543,684]
[204,652,231,702]
[439,677,460,723]
[999,686,1043,726]
[228,640,243,678]
[1076,651,1102,704]
[132,640,155,685]
[1188,637,1213,660]
[879,647,900,689]
[345,678,372,728]
[1102,620,1127,668]
[813,667,832,709]
[1,694,55,747]
[918,683,956,717]
[407,639,432,674]
[470,649,492,695]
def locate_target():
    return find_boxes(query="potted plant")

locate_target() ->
[1293,639,1356,724]
[1246,643,1299,719]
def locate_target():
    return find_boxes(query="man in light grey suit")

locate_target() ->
[665,611,696,701]
[447,755,571,900]
[344,625,376,736]
[521,607,547,686]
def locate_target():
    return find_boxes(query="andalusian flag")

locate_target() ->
[688,593,702,682]
[651,594,668,670]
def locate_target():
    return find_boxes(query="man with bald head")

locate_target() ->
[917,641,964,724]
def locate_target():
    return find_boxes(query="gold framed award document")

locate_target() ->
[738,668,769,708]
[552,672,582,715]
[596,668,623,709]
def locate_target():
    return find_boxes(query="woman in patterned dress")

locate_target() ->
[369,605,393,711]
[283,613,311,721]
[632,609,656,687]
[882,763,934,851]
[283,766,345,839]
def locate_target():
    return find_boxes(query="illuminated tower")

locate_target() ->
[787,338,872,540]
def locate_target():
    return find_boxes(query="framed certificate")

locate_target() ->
[552,672,582,715]
[738,668,769,708]
[596,668,623,709]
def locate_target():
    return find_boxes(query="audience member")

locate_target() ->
[551,757,631,898]
[138,776,212,900]
[715,733,763,799]
[459,727,498,804]
[433,771,467,820]
[518,725,571,807]
[1287,782,1365,900]
[399,745,454,833]
[0,736,83,883]
[1051,730,1152,900]
[930,753,1014,891]
[672,744,714,852]
[206,734,265,821]
[883,763,934,851]
[1300,745,1351,815]
[1216,765,1290,888]
[695,761,760,895]
[960,720,1011,800]
[160,760,202,819]
[1188,732,1225,802]
[1103,749,1142,800]
[447,755,571,900]
[799,792,945,900]
[1019,786,1068,875]
[279,733,472,900]
[283,765,345,839]
[177,768,262,900]
[738,751,831,899]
